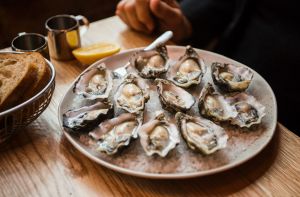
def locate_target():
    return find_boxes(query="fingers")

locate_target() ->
[116,1,129,25]
[116,0,154,34]
[136,0,155,31]
[149,0,192,42]
[150,0,180,21]
[125,2,150,33]
[161,0,180,8]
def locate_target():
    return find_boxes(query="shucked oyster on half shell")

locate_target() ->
[89,113,142,155]
[155,78,195,112]
[114,73,150,114]
[168,45,206,88]
[74,63,113,100]
[138,111,180,157]
[130,45,170,78]
[175,112,228,155]
[63,101,113,132]
[226,92,266,128]
[199,83,266,127]
[212,62,253,92]
[198,83,237,122]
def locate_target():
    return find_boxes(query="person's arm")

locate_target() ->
[180,0,236,48]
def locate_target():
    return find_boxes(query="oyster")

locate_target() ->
[130,45,170,78]
[199,83,265,127]
[155,78,195,112]
[198,83,237,122]
[63,101,113,132]
[226,93,266,128]
[168,45,206,88]
[175,112,228,154]
[89,113,142,155]
[138,111,180,157]
[212,62,253,92]
[115,73,150,114]
[74,63,113,100]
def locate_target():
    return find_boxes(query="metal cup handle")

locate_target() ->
[75,15,89,36]
[18,32,27,36]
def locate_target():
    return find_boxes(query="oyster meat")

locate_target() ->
[73,63,113,100]
[156,78,195,112]
[175,112,228,155]
[168,45,206,88]
[138,111,180,157]
[115,73,150,114]
[212,62,253,92]
[89,113,142,155]
[198,83,237,122]
[226,93,266,128]
[63,101,113,132]
[130,45,170,78]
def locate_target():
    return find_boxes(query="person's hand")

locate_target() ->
[116,0,192,42]
[116,0,155,34]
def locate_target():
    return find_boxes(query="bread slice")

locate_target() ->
[22,52,51,99]
[0,53,37,111]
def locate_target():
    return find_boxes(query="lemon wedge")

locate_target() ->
[72,43,121,65]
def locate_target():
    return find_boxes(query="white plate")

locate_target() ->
[58,46,277,179]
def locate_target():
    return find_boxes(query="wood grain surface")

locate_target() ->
[0,16,299,197]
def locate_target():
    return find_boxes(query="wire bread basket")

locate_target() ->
[0,52,55,145]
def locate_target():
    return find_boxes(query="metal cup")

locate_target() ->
[45,14,89,61]
[11,32,49,59]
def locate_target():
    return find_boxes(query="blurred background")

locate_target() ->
[0,0,119,48]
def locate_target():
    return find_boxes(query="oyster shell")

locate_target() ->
[74,63,113,100]
[89,113,142,155]
[138,111,180,157]
[198,83,237,122]
[168,45,206,88]
[63,101,113,132]
[130,45,170,78]
[175,112,228,155]
[212,62,253,92]
[115,73,150,114]
[155,78,195,112]
[226,93,266,128]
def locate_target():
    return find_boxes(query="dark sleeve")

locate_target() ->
[180,0,236,48]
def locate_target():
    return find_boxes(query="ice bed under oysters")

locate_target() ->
[61,45,276,174]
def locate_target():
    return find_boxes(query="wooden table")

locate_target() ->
[1,16,299,197]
